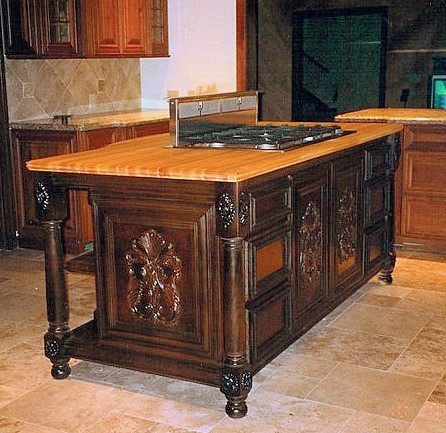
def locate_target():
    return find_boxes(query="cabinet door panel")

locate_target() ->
[294,166,329,316]
[332,156,363,293]
[92,0,121,55]
[121,0,148,54]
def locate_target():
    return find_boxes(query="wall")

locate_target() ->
[5,1,237,121]
[140,0,237,109]
[5,58,141,121]
[258,0,446,120]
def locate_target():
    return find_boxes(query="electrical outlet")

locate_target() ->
[98,79,106,93]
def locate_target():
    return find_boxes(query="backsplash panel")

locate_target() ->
[5,58,141,122]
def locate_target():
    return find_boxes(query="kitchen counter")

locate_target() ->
[27,122,402,181]
[29,121,401,418]
[335,108,446,124]
[10,109,169,132]
[336,108,446,253]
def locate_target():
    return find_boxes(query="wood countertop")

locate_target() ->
[335,108,446,124]
[10,109,169,132]
[26,122,403,183]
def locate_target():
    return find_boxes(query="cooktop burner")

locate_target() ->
[180,124,354,151]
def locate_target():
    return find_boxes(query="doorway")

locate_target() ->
[292,7,388,121]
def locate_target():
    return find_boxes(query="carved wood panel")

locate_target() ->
[93,195,222,363]
[294,166,329,315]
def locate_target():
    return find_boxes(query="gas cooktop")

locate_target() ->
[180,124,354,151]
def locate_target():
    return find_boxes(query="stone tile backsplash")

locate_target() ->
[5,58,142,122]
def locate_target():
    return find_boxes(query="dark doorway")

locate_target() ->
[292,7,388,121]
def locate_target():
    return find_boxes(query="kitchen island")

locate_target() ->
[27,121,402,418]
[336,108,446,252]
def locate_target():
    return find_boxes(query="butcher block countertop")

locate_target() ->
[10,109,169,131]
[335,108,446,124]
[27,122,402,183]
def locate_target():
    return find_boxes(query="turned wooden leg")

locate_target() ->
[220,237,252,418]
[42,220,72,379]
[379,246,396,285]
[35,179,72,379]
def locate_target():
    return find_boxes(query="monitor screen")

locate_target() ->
[431,75,446,108]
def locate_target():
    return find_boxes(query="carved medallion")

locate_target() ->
[337,187,357,262]
[125,229,182,326]
[217,192,236,228]
[299,200,322,284]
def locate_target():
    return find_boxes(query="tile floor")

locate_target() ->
[1,248,446,432]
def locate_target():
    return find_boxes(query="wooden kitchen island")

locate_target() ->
[336,108,446,253]
[27,121,402,418]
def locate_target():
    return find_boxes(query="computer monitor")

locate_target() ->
[430,75,446,108]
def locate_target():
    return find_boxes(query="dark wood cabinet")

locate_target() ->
[11,120,169,253]
[83,0,168,57]
[32,131,399,418]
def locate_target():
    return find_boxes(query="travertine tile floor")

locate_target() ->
[2,248,446,432]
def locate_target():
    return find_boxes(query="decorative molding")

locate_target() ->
[337,187,357,262]
[125,229,182,326]
[299,200,322,284]
[217,192,236,228]
[239,192,250,226]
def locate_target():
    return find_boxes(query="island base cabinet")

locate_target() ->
[35,135,399,418]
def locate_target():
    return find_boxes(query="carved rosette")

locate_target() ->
[337,187,357,262]
[217,192,236,228]
[299,200,322,284]
[125,229,182,326]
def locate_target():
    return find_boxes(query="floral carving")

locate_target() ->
[299,201,322,284]
[125,230,182,326]
[217,192,236,228]
[35,180,50,212]
[239,192,250,226]
[337,187,357,262]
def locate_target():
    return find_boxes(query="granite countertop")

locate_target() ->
[10,109,170,131]
[27,122,403,183]
[335,108,446,124]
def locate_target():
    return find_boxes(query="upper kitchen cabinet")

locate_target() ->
[82,0,169,57]
[2,0,168,58]
[2,0,82,58]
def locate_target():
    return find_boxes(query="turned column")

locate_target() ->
[35,178,72,379]
[220,236,252,418]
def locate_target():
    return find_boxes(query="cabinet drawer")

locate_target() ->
[247,230,292,299]
[364,142,390,180]
[364,223,387,274]
[404,152,446,194]
[403,196,446,238]
[364,179,389,226]
[247,285,292,364]
[249,178,291,230]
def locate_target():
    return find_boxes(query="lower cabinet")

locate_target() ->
[246,136,397,371]
[398,124,446,252]
[11,120,168,254]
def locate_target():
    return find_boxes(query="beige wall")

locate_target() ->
[5,58,141,122]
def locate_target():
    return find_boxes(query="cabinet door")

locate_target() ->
[331,155,363,295]
[294,165,330,319]
[40,0,82,57]
[2,0,40,57]
[149,0,168,56]
[88,0,121,55]
[121,0,150,55]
